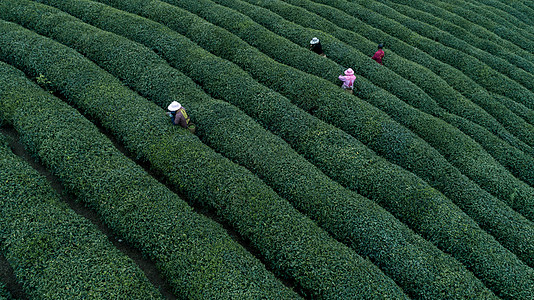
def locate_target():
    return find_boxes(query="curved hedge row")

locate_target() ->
[345,0,534,110]
[438,0,534,48]
[0,115,163,299]
[357,0,534,94]
[2,1,498,298]
[469,0,534,28]
[28,1,534,298]
[142,0,534,222]
[0,19,409,299]
[0,53,302,300]
[216,0,534,186]
[384,0,534,73]
[276,0,534,150]
[293,0,534,132]
[383,0,534,76]
[227,0,534,154]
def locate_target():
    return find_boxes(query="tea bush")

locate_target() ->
[0,19,407,299]
[20,2,534,298]
[216,0,534,186]
[0,280,11,300]
[0,58,299,299]
[3,1,500,298]
[282,0,534,140]
[383,0,534,73]
[0,119,163,299]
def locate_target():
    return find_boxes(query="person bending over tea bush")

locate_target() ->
[339,68,356,94]
[167,101,196,133]
[309,37,326,57]
[372,44,385,65]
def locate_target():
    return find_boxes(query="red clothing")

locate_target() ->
[372,49,385,64]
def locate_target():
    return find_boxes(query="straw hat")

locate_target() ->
[167,101,182,111]
[310,37,320,45]
[344,68,354,76]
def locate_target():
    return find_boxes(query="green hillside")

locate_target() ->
[0,0,533,298]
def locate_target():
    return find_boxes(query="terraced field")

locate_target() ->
[0,0,533,298]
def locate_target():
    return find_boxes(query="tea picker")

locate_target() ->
[309,37,326,57]
[338,68,356,94]
[167,101,196,133]
[372,44,385,65]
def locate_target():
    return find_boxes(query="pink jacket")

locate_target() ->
[338,74,356,89]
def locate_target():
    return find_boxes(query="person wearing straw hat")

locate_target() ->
[372,44,385,65]
[338,68,356,94]
[309,37,326,57]
[167,101,196,133]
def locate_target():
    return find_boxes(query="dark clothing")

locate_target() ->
[310,43,324,55]
[170,108,196,134]
[171,108,190,128]
[372,49,385,64]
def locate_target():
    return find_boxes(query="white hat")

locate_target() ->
[167,101,182,111]
[310,37,320,44]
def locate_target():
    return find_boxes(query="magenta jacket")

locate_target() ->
[372,49,385,64]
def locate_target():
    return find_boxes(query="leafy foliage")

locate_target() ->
[1,1,501,298]
[0,17,406,299]
[0,97,163,299]
[0,0,533,298]
[0,56,299,299]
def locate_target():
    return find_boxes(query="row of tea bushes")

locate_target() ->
[439,112,534,186]
[435,0,534,49]
[344,0,534,111]
[0,56,300,299]
[306,0,534,126]
[360,0,534,93]
[0,19,406,299]
[480,0,534,28]
[383,0,534,73]
[34,2,534,298]
[9,2,498,298]
[283,0,534,141]
[467,0,534,28]
[153,0,534,226]
[0,119,163,299]
[189,0,534,164]
[218,0,534,186]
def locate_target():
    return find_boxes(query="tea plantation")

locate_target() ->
[0,0,533,299]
